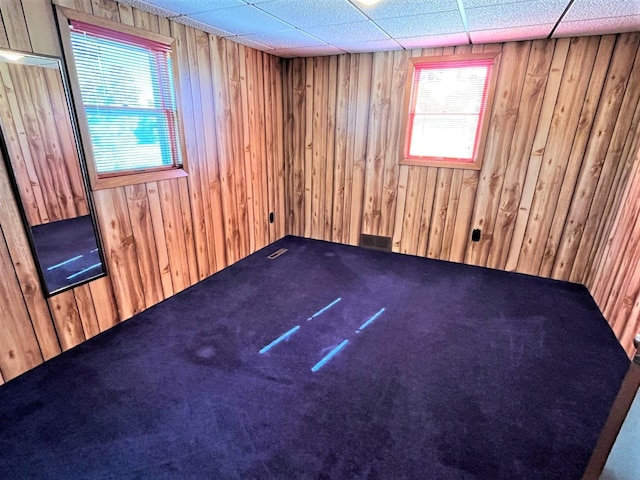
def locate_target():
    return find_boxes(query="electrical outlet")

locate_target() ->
[269,212,274,224]
[472,229,481,242]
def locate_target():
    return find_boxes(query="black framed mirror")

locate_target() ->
[0,48,106,296]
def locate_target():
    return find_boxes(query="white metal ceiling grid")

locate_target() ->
[116,0,640,57]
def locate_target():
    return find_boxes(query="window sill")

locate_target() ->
[400,158,482,170]
[90,168,188,190]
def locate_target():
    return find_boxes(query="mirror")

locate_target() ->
[0,48,106,296]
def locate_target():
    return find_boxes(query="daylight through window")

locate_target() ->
[69,21,182,177]
[401,53,500,170]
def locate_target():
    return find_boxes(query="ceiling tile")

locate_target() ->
[173,15,234,37]
[243,29,327,49]
[339,38,404,53]
[255,0,368,28]
[306,21,390,45]
[470,24,555,43]
[465,1,567,30]
[554,15,640,38]
[145,0,245,15]
[375,10,465,37]
[462,0,555,6]
[396,32,469,49]
[190,5,293,35]
[356,0,459,19]
[270,45,346,58]
[227,35,273,51]
[563,0,640,21]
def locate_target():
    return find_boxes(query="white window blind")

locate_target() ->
[69,21,182,176]
[407,59,493,162]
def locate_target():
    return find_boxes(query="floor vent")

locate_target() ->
[267,248,288,259]
[359,234,392,252]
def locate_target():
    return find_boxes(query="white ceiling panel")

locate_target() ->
[256,0,368,28]
[396,32,470,50]
[358,0,459,19]
[461,0,554,6]
[225,34,273,51]
[375,10,465,37]
[172,14,233,37]
[465,1,567,30]
[470,24,556,44]
[339,38,403,53]
[243,29,327,50]
[563,0,640,21]
[144,0,245,15]
[270,45,346,58]
[306,21,391,45]
[190,5,293,35]
[554,15,640,38]
[118,0,640,58]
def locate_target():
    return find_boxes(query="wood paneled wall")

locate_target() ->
[0,61,88,225]
[0,0,284,383]
[0,0,638,383]
[588,142,640,356]
[283,34,640,354]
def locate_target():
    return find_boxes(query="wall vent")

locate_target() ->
[359,234,392,252]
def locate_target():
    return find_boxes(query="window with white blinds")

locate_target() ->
[401,53,500,170]
[69,20,182,177]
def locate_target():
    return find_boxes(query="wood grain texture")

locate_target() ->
[47,289,85,351]
[0,226,43,379]
[0,0,285,381]
[284,35,640,355]
[1,0,639,380]
[588,142,640,356]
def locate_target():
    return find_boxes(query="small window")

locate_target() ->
[401,53,500,170]
[56,8,187,189]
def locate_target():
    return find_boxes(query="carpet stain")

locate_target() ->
[184,325,242,371]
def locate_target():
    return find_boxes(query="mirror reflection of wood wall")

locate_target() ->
[0,61,88,226]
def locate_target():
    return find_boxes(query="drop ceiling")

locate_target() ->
[118,0,640,57]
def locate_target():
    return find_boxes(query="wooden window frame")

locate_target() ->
[399,52,501,170]
[54,6,188,190]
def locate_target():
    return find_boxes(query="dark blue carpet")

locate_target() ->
[0,236,629,479]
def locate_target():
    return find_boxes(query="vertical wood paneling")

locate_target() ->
[88,276,118,332]
[362,51,393,236]
[48,290,85,351]
[567,34,640,281]
[124,184,164,307]
[0,0,285,381]
[73,284,100,338]
[589,143,640,356]
[505,38,571,271]
[0,131,60,361]
[0,0,31,51]
[516,37,602,274]
[540,35,622,278]
[346,53,372,245]
[0,227,43,379]
[93,187,146,318]
[285,34,640,355]
[487,39,555,269]
[173,21,208,280]
[1,0,639,380]
[466,41,528,266]
[272,56,286,242]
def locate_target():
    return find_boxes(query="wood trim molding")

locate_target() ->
[53,5,189,191]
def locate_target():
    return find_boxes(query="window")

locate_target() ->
[56,7,187,189]
[401,53,500,170]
